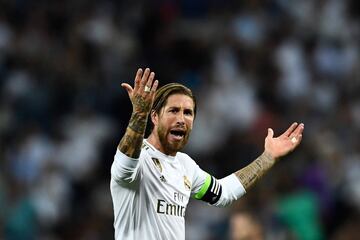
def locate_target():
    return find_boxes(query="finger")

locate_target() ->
[140,68,150,90]
[291,134,303,147]
[133,68,143,92]
[289,123,304,139]
[150,80,159,98]
[267,128,274,139]
[282,122,298,137]
[145,72,155,92]
[297,134,303,145]
[294,123,305,136]
[121,83,133,97]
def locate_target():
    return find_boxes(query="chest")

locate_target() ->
[142,156,192,206]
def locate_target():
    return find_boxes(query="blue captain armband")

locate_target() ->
[194,174,222,204]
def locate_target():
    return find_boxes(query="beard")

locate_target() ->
[157,124,190,155]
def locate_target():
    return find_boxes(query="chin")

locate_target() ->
[162,138,188,155]
[158,130,190,154]
[168,142,185,153]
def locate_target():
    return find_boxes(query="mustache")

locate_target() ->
[176,122,185,128]
[170,123,187,130]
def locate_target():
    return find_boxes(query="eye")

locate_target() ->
[184,110,193,116]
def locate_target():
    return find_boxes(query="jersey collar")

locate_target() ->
[143,139,177,162]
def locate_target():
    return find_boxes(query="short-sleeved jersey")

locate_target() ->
[110,140,208,240]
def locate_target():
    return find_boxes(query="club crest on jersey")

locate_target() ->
[152,158,163,173]
[183,176,191,191]
[142,142,149,150]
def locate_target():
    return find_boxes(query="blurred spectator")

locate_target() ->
[0,0,359,239]
[229,210,264,240]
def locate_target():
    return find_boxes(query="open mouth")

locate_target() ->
[169,129,186,140]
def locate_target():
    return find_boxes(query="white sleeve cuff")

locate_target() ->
[214,174,246,207]
[111,149,140,183]
[114,149,139,169]
[220,174,246,199]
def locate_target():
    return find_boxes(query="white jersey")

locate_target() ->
[110,140,246,240]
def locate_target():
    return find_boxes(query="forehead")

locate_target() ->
[164,94,194,110]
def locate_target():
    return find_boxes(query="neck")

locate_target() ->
[147,132,177,156]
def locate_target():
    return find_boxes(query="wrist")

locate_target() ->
[132,110,149,118]
[262,151,277,165]
[128,112,148,134]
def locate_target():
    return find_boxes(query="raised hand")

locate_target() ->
[121,68,159,116]
[118,68,159,158]
[235,122,304,190]
[264,122,304,160]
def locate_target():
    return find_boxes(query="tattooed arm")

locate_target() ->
[118,112,147,158]
[193,123,304,207]
[235,123,304,190]
[111,68,159,184]
[234,152,275,190]
[118,68,159,158]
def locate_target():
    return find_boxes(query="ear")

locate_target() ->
[151,110,158,126]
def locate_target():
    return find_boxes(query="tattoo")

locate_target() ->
[133,95,152,114]
[118,93,152,158]
[234,152,275,190]
[128,112,147,133]
[118,111,148,158]
[118,132,144,158]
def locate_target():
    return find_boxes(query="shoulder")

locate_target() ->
[176,152,198,168]
[176,151,193,161]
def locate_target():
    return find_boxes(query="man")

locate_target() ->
[229,210,264,240]
[110,68,304,240]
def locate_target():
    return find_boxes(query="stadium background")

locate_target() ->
[0,0,359,239]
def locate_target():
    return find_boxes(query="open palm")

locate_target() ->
[264,122,304,159]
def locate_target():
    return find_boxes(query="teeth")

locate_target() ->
[171,130,184,136]
[170,131,184,137]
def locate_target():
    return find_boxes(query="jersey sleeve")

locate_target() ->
[186,155,246,207]
[111,149,141,184]
[193,172,223,204]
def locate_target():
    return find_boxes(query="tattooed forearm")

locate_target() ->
[117,68,157,158]
[118,112,148,158]
[118,130,144,158]
[128,112,147,133]
[234,152,276,190]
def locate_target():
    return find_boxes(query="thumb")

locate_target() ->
[267,128,274,139]
[121,83,133,97]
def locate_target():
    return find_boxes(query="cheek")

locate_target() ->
[164,116,177,125]
[186,118,194,129]
[158,117,172,130]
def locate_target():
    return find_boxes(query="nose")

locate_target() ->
[176,112,185,126]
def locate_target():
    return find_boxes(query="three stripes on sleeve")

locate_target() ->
[194,174,222,204]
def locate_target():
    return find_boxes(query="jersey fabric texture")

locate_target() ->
[110,140,246,240]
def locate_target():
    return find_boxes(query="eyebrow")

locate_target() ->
[168,106,194,112]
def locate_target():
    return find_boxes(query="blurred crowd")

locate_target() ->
[0,0,359,239]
